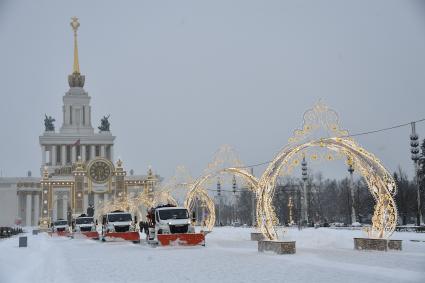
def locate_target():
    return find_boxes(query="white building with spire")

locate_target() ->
[0,17,159,227]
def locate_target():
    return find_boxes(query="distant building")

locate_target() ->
[0,18,160,227]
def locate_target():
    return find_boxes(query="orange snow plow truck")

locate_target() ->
[101,210,140,243]
[146,204,205,246]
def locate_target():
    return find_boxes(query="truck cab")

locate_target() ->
[103,211,134,233]
[74,215,96,233]
[154,206,194,235]
[147,205,204,246]
[101,210,140,242]
[52,219,69,232]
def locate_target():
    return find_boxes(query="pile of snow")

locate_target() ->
[351,222,362,227]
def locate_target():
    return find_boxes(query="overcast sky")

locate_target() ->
[0,0,424,181]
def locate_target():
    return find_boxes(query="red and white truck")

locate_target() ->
[72,214,99,239]
[50,219,71,237]
[146,204,205,246]
[101,210,140,243]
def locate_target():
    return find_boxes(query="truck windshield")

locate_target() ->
[54,220,68,226]
[75,218,94,224]
[158,209,189,220]
[107,214,132,222]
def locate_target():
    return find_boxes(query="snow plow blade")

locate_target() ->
[157,233,205,246]
[49,231,71,237]
[103,232,140,242]
[81,231,99,239]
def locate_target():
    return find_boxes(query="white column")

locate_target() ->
[51,145,57,166]
[61,145,66,165]
[52,194,58,221]
[100,145,106,157]
[26,194,32,226]
[83,193,88,214]
[110,145,114,162]
[62,195,68,220]
[94,194,99,212]
[41,145,46,166]
[16,191,21,222]
[71,146,76,164]
[81,145,86,162]
[103,193,109,204]
[91,145,96,159]
[34,193,40,226]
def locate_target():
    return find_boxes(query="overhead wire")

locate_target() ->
[233,117,425,169]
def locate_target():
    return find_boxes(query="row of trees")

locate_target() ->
[210,139,425,226]
[209,167,423,226]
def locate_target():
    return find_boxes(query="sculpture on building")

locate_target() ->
[44,114,55,132]
[98,115,110,132]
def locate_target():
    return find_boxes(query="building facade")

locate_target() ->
[0,17,159,227]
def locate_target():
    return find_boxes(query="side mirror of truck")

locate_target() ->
[102,217,106,225]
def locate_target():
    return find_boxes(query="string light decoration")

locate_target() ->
[183,146,264,231]
[185,187,216,231]
[184,166,280,231]
[254,102,397,240]
[257,137,397,240]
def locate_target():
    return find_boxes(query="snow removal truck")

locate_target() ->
[50,219,71,237]
[146,204,205,246]
[72,214,99,239]
[101,210,140,243]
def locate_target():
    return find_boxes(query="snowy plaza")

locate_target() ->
[1,227,425,283]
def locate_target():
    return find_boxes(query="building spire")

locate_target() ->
[68,17,85,88]
[70,17,80,74]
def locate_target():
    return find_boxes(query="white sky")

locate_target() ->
[0,0,424,180]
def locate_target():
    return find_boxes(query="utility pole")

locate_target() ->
[348,156,357,224]
[410,122,423,226]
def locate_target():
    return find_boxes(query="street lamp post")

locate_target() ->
[250,168,256,227]
[348,156,357,225]
[410,122,422,226]
[301,156,308,225]
[232,175,237,224]
[216,177,221,226]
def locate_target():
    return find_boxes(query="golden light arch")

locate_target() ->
[184,187,216,231]
[256,137,398,240]
[184,167,281,231]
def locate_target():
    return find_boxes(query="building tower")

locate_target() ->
[39,17,115,176]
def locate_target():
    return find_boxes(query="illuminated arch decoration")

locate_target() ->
[184,145,267,231]
[256,102,397,240]
[184,167,282,232]
[184,186,216,231]
[257,137,397,240]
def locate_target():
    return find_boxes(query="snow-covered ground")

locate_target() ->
[0,227,424,283]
